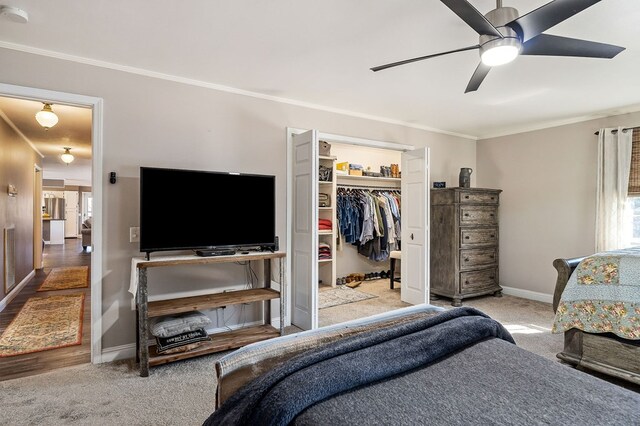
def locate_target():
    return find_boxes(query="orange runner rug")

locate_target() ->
[37,266,89,291]
[0,294,85,357]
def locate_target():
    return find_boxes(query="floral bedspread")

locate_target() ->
[552,247,640,340]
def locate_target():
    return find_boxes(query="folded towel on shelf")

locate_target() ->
[319,242,332,260]
[319,218,333,231]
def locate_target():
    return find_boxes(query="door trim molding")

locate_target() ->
[0,83,104,364]
[286,127,416,328]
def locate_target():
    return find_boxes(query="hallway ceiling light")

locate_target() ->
[35,103,59,130]
[61,147,74,164]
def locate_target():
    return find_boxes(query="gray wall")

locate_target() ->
[477,110,640,297]
[0,114,42,299]
[0,48,476,350]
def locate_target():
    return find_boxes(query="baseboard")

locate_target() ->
[100,320,274,363]
[0,270,35,313]
[501,286,553,304]
[100,343,136,362]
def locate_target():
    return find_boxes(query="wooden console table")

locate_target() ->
[133,251,286,377]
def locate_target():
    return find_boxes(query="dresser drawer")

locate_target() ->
[459,206,498,225]
[459,191,499,204]
[460,268,498,292]
[460,248,497,269]
[460,228,498,247]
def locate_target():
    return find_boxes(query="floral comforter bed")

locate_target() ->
[553,247,640,339]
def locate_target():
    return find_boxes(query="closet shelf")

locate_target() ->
[319,181,333,184]
[318,258,333,263]
[318,230,334,235]
[319,155,337,160]
[319,206,332,210]
[337,174,401,183]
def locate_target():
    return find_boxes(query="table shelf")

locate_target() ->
[134,251,286,376]
[148,325,280,367]
[148,288,280,318]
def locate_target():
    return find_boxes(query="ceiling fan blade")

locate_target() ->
[465,62,491,93]
[440,0,503,38]
[370,45,479,72]
[521,34,625,58]
[507,0,601,43]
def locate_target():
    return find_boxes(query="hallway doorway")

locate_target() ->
[0,82,103,376]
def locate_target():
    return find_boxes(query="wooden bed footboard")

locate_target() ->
[552,257,584,313]
[552,257,640,386]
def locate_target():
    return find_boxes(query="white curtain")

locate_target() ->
[595,127,633,252]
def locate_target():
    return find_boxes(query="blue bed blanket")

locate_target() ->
[204,307,514,426]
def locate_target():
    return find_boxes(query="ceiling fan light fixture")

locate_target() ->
[35,103,59,130]
[60,147,74,164]
[480,38,521,67]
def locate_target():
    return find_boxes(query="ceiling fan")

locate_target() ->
[370,0,625,93]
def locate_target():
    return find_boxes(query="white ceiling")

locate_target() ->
[0,0,638,138]
[0,96,92,185]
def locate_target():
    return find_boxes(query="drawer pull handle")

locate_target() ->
[489,276,495,280]
[464,213,470,217]
[490,235,495,238]
[464,258,470,262]
[489,255,495,259]
[465,280,469,284]
[490,213,495,217]
[491,197,495,200]
[464,195,469,199]
[464,236,470,240]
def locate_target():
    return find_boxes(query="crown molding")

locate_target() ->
[478,103,640,140]
[0,41,478,141]
[0,107,44,158]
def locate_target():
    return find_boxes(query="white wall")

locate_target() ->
[331,143,402,175]
[0,47,476,350]
[477,110,640,297]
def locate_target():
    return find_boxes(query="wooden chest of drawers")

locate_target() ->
[430,187,502,306]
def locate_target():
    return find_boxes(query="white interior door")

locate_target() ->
[64,190,79,238]
[401,148,430,305]
[291,130,318,330]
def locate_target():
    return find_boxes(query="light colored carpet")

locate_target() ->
[0,356,222,425]
[319,279,411,328]
[319,279,562,361]
[0,280,636,425]
[318,286,377,309]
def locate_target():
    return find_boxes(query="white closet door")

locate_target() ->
[401,148,430,305]
[291,130,319,330]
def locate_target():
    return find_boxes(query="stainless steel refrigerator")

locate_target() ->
[45,197,66,220]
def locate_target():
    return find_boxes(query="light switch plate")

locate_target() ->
[129,227,140,243]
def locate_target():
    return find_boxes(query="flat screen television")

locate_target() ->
[140,167,276,257]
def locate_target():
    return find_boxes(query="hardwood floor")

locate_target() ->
[0,238,91,382]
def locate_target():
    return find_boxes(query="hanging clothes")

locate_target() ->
[336,187,401,262]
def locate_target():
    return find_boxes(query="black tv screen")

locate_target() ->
[140,167,276,255]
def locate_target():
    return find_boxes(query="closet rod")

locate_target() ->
[337,183,401,191]
[594,126,639,136]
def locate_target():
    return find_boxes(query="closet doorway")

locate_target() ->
[287,129,430,331]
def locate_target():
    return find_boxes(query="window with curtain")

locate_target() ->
[625,129,640,246]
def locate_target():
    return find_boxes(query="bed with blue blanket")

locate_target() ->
[206,304,639,425]
[553,249,640,386]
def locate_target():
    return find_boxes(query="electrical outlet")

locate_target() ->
[129,227,140,243]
